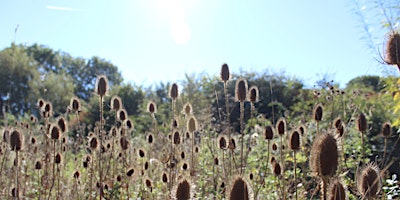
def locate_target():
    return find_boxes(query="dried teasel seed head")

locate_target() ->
[264,125,274,140]
[220,63,230,82]
[333,117,342,129]
[214,157,219,165]
[120,136,129,150]
[385,31,400,66]
[173,131,181,145]
[138,148,145,158]
[74,171,80,179]
[54,153,62,164]
[357,112,367,133]
[235,78,248,102]
[172,118,179,129]
[161,172,169,183]
[126,167,135,177]
[147,101,157,114]
[276,118,286,136]
[110,96,122,111]
[229,138,237,150]
[228,176,253,200]
[174,178,192,200]
[310,132,338,178]
[35,160,42,170]
[50,124,61,140]
[381,122,391,138]
[187,116,197,133]
[249,86,259,103]
[11,187,18,198]
[10,130,23,151]
[182,162,189,170]
[70,97,81,112]
[272,161,282,177]
[147,133,154,144]
[182,102,193,116]
[95,75,109,97]
[313,103,323,122]
[328,178,347,200]
[37,98,45,110]
[125,119,134,130]
[356,163,381,198]
[117,109,128,121]
[335,122,345,138]
[289,130,301,151]
[89,137,99,150]
[57,117,68,133]
[169,83,179,100]
[218,135,228,150]
[3,128,10,143]
[181,151,186,159]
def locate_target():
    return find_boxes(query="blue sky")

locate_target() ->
[0,0,396,87]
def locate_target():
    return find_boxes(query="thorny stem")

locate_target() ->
[239,101,245,175]
[223,82,233,176]
[99,95,104,200]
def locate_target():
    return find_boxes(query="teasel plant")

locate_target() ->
[289,129,301,200]
[95,75,109,199]
[10,129,24,200]
[168,83,179,191]
[235,78,248,175]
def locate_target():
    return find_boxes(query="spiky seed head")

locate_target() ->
[333,117,342,129]
[74,171,80,179]
[110,96,122,111]
[289,130,301,151]
[144,161,149,170]
[182,103,193,116]
[187,116,197,133]
[147,101,157,114]
[218,135,228,150]
[172,118,179,129]
[147,133,154,144]
[381,122,391,138]
[229,137,237,150]
[138,148,146,158]
[11,187,18,198]
[50,125,61,140]
[70,97,81,112]
[145,178,152,189]
[161,172,169,183]
[117,109,127,121]
[235,78,248,102]
[264,125,274,140]
[310,132,338,177]
[313,103,323,122]
[182,162,189,170]
[126,119,134,130]
[173,131,181,145]
[169,83,179,100]
[57,117,68,133]
[89,137,98,150]
[30,115,38,123]
[3,129,9,143]
[335,122,345,138]
[194,145,200,154]
[214,157,219,165]
[356,163,381,198]
[220,63,230,82]
[276,118,286,135]
[228,176,253,200]
[357,112,367,133]
[270,156,276,164]
[385,32,400,65]
[272,161,282,176]
[249,86,259,103]
[181,151,185,159]
[37,98,45,110]
[95,75,108,97]
[120,136,129,150]
[10,130,23,151]
[35,160,42,170]
[126,168,135,177]
[54,152,62,164]
[174,178,191,200]
[328,178,347,200]
[298,125,306,136]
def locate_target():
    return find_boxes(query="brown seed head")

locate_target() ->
[182,103,193,116]
[70,97,81,112]
[147,133,154,144]
[95,75,108,97]
[173,131,181,145]
[120,136,129,150]
[110,96,122,111]
[50,125,61,140]
[57,117,68,133]
[169,83,179,100]
[126,168,135,177]
[356,163,381,198]
[172,118,179,129]
[249,86,259,103]
[357,112,367,133]
[333,117,342,129]
[235,78,248,102]
[147,101,157,114]
[272,161,282,177]
[276,118,286,135]
[289,130,301,151]
[175,179,191,200]
[162,172,169,183]
[10,130,23,151]
[187,116,197,133]
[329,178,347,200]
[73,171,80,179]
[138,149,145,158]
[220,63,230,82]
[313,104,323,122]
[35,160,42,170]
[228,176,253,200]
[381,122,391,138]
[89,137,99,150]
[117,109,127,121]
[264,125,274,140]
[218,135,227,150]
[310,132,338,177]
[3,129,9,143]
[54,153,62,164]
[126,119,134,130]
[37,98,45,110]
[385,32,400,65]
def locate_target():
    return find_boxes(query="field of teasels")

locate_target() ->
[1,33,400,200]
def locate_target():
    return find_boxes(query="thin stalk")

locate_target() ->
[47,141,56,200]
[99,95,104,200]
[239,101,245,175]
[15,150,19,200]
[223,82,233,176]
[293,151,297,200]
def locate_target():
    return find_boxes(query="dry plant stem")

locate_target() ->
[239,101,245,175]
[223,82,233,176]
[99,95,104,200]
[15,150,19,200]
[37,170,41,199]
[47,141,56,200]
[361,130,365,162]
[321,177,328,200]
[382,137,388,167]
[293,151,297,200]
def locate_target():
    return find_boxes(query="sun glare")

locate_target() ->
[152,0,192,45]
